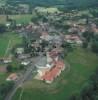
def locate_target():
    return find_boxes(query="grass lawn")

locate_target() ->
[0,36,9,57]
[0,72,9,84]
[0,32,22,57]
[12,48,98,100]
[0,14,32,24]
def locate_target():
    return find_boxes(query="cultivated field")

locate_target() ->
[0,14,32,24]
[0,0,6,6]
[0,32,22,57]
[12,48,98,100]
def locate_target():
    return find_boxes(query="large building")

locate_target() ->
[42,61,65,83]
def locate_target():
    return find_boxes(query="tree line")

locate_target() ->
[0,81,14,100]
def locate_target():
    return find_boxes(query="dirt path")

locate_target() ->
[4,39,11,57]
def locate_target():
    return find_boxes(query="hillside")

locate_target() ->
[6,0,98,9]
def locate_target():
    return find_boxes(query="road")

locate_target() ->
[4,57,39,100]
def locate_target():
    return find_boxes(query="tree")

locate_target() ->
[42,16,48,23]
[62,42,73,52]
[81,84,95,100]
[68,67,98,100]
[91,41,98,53]
[41,40,48,48]
[82,31,94,42]
[10,20,16,30]
[90,9,98,17]
[0,24,6,33]
[6,65,13,72]
[82,41,88,48]
[31,14,39,24]
[19,65,25,70]
[0,81,14,99]
[69,94,78,100]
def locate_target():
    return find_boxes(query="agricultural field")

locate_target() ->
[0,32,22,85]
[0,0,6,6]
[0,32,22,57]
[12,48,98,100]
[0,14,32,24]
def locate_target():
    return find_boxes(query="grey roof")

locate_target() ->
[35,57,47,68]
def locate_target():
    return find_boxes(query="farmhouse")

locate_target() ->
[16,48,24,54]
[6,73,18,81]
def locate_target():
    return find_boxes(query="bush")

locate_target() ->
[6,65,13,72]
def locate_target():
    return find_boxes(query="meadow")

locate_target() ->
[0,32,22,57]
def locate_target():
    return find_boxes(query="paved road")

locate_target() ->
[5,57,39,100]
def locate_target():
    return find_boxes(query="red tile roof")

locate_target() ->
[42,32,48,36]
[56,61,65,69]
[42,61,65,82]
[7,73,18,81]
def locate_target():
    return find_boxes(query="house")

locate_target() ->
[5,23,11,28]
[16,48,24,54]
[90,23,98,34]
[6,73,18,81]
[21,60,30,66]
[48,48,61,62]
[18,54,31,59]
[65,35,82,45]
[40,32,53,41]
[35,57,54,70]
[35,57,52,77]
[3,58,12,64]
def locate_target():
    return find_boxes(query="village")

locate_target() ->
[0,6,98,100]
[1,13,98,83]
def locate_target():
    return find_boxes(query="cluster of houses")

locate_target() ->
[0,57,12,64]
[34,46,65,83]
[65,34,83,45]
[18,28,66,83]
[16,22,86,83]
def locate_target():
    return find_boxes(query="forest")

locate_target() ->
[7,0,98,9]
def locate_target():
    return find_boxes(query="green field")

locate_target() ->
[12,48,98,100]
[0,14,32,24]
[0,32,22,57]
[0,73,9,84]
[0,0,6,6]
